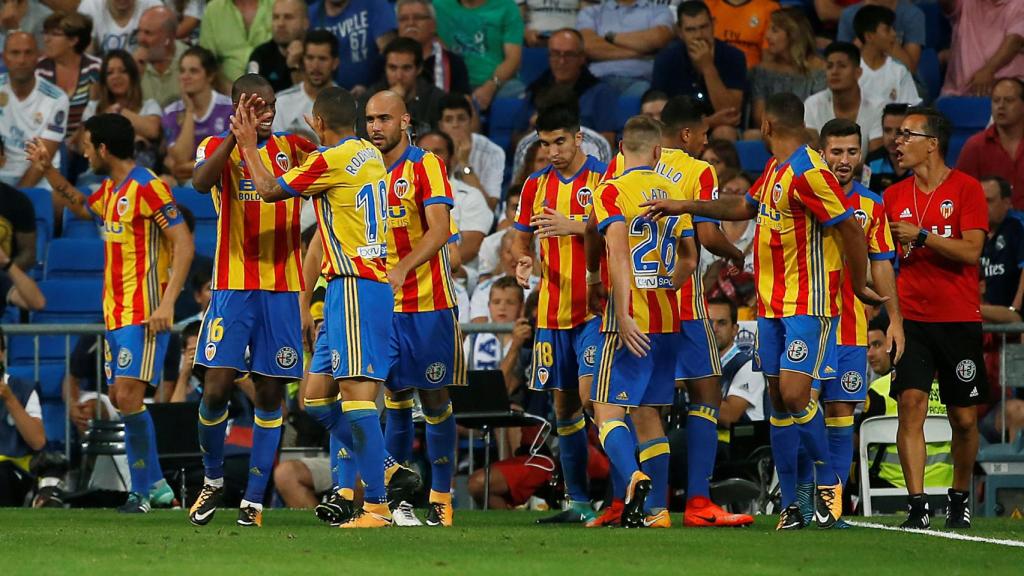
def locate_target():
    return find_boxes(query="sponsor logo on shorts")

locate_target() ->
[331,350,341,372]
[787,340,808,362]
[425,362,446,384]
[616,391,629,401]
[956,359,976,382]
[536,366,550,386]
[117,347,132,369]
[841,370,863,393]
[204,343,217,361]
[583,345,597,367]
[276,347,299,369]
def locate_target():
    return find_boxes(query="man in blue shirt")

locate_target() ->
[578,0,675,97]
[652,1,746,139]
[308,0,397,93]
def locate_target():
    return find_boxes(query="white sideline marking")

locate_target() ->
[848,520,1024,548]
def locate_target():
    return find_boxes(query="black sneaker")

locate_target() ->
[386,466,422,507]
[945,489,972,529]
[776,504,805,531]
[188,484,224,526]
[32,485,65,508]
[117,492,151,514]
[315,491,355,526]
[900,493,931,529]
[814,484,842,529]
[621,471,652,528]
[237,505,263,527]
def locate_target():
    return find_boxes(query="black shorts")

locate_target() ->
[892,320,988,408]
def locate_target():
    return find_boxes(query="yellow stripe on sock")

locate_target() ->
[255,415,283,428]
[423,403,453,425]
[304,396,337,407]
[598,420,628,445]
[341,400,377,413]
[199,410,229,426]
[384,397,415,410]
[557,417,586,436]
[770,415,794,427]
[793,400,819,425]
[688,408,718,425]
[638,442,670,463]
[120,406,147,417]
[825,415,855,428]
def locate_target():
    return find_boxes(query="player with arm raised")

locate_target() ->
[510,105,606,525]
[186,74,318,528]
[26,115,194,514]
[585,116,699,528]
[643,93,884,530]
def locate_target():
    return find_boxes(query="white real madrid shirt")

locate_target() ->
[859,56,921,106]
[0,75,70,185]
[79,0,163,54]
[272,82,319,143]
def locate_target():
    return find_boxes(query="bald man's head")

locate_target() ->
[137,6,177,61]
[3,32,38,83]
[272,0,308,46]
[365,90,410,156]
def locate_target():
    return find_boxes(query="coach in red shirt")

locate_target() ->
[886,106,988,531]
[957,78,1024,209]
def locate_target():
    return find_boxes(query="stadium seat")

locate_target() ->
[935,96,991,137]
[918,0,952,51]
[735,140,772,173]
[32,278,103,324]
[62,207,100,238]
[487,96,530,153]
[195,220,218,246]
[858,415,952,516]
[20,187,54,239]
[195,234,217,259]
[172,186,217,222]
[45,238,104,279]
[918,48,941,104]
[519,47,549,87]
[6,363,68,446]
[946,133,969,166]
[615,95,641,134]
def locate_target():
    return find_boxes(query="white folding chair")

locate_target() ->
[858,415,953,516]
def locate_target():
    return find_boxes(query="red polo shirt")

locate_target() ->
[957,125,1024,209]
[884,169,988,323]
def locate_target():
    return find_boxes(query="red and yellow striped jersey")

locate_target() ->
[837,182,894,346]
[385,145,458,312]
[87,166,185,330]
[196,132,317,292]
[593,166,694,334]
[277,136,389,283]
[514,155,606,330]
[744,146,852,318]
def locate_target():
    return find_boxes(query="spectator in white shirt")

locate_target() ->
[471,227,537,322]
[272,29,339,143]
[708,297,765,425]
[416,130,493,284]
[804,42,884,154]
[478,189,521,278]
[519,0,580,47]
[79,0,163,55]
[438,93,505,209]
[852,4,920,105]
[0,32,68,188]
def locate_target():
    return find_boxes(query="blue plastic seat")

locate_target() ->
[195,235,217,259]
[519,47,549,87]
[8,279,103,368]
[936,97,991,137]
[20,187,54,240]
[6,363,68,446]
[946,133,970,166]
[45,238,104,279]
[918,48,941,104]
[919,0,952,51]
[615,94,642,134]
[173,186,217,223]
[736,140,772,174]
[62,207,100,238]
[487,96,530,153]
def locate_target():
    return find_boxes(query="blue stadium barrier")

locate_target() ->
[172,186,216,222]
[918,47,941,104]
[519,47,549,87]
[487,96,530,153]
[736,140,772,174]
[62,207,100,238]
[936,96,991,137]
[8,279,102,369]
[45,238,104,280]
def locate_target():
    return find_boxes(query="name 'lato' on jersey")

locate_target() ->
[87,166,184,330]
[277,136,390,283]
[515,155,607,330]
[593,166,694,334]
[196,132,317,292]
[745,147,852,318]
[385,145,458,313]
[837,183,894,346]
[606,149,719,321]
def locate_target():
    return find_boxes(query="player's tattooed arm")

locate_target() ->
[25,138,91,220]
[231,95,290,202]
[640,195,756,222]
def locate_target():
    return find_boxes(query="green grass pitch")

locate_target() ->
[1,510,1021,575]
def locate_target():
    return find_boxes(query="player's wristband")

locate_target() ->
[586,270,601,285]
[912,228,929,248]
